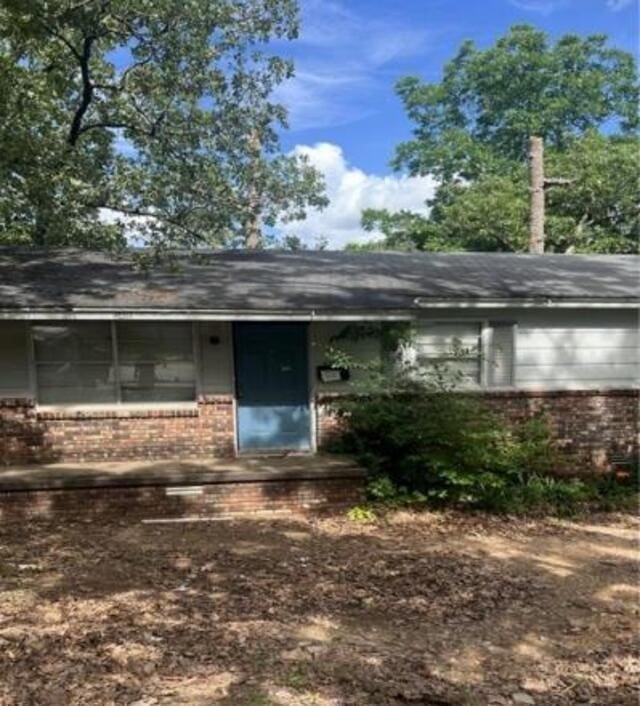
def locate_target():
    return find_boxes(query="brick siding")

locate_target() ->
[0,477,364,522]
[2,389,637,473]
[0,395,235,464]
[316,389,639,475]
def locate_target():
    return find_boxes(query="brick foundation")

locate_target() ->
[316,389,639,475]
[0,396,235,464]
[2,389,637,473]
[482,390,639,474]
[0,477,364,522]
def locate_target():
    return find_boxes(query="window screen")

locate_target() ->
[31,322,196,405]
[414,322,482,385]
[32,323,117,404]
[117,322,196,402]
[488,323,515,388]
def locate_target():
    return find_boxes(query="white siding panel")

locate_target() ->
[518,328,637,350]
[0,321,30,396]
[515,315,638,389]
[518,347,638,366]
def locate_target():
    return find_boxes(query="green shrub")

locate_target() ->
[327,334,636,515]
[332,385,558,510]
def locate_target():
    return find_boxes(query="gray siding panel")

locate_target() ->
[198,322,234,394]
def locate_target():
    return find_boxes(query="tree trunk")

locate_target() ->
[244,198,261,249]
[528,135,545,254]
[245,131,262,249]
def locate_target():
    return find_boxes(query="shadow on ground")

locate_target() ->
[0,508,638,705]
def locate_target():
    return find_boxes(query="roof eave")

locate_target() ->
[414,297,639,309]
[0,296,637,321]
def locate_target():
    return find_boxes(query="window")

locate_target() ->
[117,322,196,402]
[413,322,482,386]
[412,321,516,388]
[31,322,196,405]
[32,323,117,404]
[487,323,515,388]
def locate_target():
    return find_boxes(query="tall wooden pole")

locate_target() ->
[245,130,262,249]
[528,135,545,254]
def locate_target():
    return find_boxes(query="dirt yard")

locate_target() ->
[0,508,638,706]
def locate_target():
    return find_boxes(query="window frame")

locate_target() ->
[412,318,517,390]
[486,321,518,389]
[30,321,200,410]
[412,318,487,388]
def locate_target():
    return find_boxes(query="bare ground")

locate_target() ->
[0,509,638,705]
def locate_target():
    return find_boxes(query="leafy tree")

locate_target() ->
[360,25,638,253]
[0,0,327,250]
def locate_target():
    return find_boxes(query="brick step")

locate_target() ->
[0,476,365,523]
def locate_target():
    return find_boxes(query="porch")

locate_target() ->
[0,453,366,522]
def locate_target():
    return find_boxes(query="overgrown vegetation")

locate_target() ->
[325,329,638,517]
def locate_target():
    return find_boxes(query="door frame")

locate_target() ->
[231,321,315,454]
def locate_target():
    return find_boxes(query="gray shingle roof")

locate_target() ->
[0,249,637,312]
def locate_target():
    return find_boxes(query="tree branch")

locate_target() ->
[68,35,97,146]
[77,112,166,140]
[99,205,206,241]
[33,18,82,62]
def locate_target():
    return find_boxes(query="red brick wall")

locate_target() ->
[316,389,639,475]
[0,396,235,464]
[2,389,638,473]
[0,477,364,521]
[483,390,639,474]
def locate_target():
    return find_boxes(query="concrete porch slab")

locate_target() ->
[0,454,365,492]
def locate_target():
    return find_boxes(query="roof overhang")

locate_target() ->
[0,308,416,321]
[414,297,639,309]
[0,297,637,320]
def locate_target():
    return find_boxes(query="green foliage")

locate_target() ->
[330,337,638,516]
[394,25,637,178]
[0,0,327,251]
[336,376,638,515]
[333,382,559,510]
[346,505,378,523]
[359,25,639,254]
[485,472,639,515]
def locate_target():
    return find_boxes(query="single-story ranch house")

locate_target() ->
[0,249,637,516]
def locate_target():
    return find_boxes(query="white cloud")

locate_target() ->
[278,143,437,248]
[274,0,437,130]
[276,69,375,130]
[606,0,635,10]
[507,0,568,13]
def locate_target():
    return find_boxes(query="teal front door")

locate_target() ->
[234,323,311,452]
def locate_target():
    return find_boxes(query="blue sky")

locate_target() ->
[270,0,638,245]
[107,0,638,246]
[278,0,638,173]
